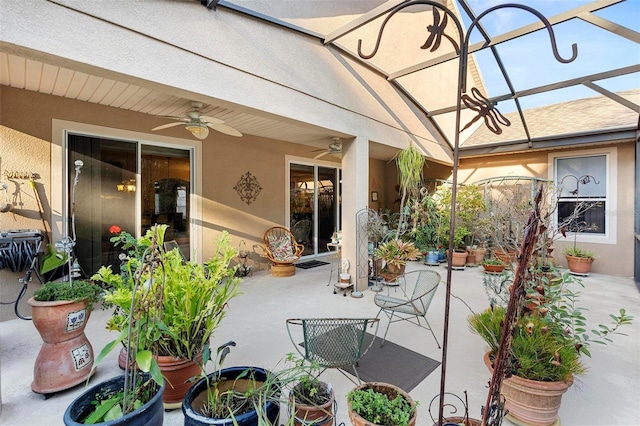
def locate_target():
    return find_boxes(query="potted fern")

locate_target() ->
[564,246,596,275]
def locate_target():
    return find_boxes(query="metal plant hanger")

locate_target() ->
[357,2,578,424]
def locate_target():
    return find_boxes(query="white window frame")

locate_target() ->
[548,147,617,245]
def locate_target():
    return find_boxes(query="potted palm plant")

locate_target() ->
[91,226,242,408]
[468,266,633,425]
[63,225,167,425]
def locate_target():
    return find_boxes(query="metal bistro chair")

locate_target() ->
[374,269,442,348]
[286,318,380,385]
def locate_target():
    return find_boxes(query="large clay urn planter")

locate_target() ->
[289,381,335,426]
[484,352,573,426]
[63,374,164,426]
[347,382,416,426]
[565,255,594,275]
[158,354,202,409]
[28,297,94,394]
[472,248,487,264]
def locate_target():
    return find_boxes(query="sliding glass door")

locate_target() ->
[68,135,191,276]
[289,162,341,257]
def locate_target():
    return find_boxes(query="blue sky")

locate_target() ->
[460,0,640,111]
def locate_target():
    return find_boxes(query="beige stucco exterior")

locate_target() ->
[0,1,636,322]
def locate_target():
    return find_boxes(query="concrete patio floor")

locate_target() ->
[1,260,639,425]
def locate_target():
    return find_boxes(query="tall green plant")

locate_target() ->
[395,142,425,239]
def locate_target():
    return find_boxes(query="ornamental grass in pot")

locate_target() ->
[92,225,242,407]
[468,266,633,425]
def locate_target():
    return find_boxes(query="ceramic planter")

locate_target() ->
[183,366,280,426]
[63,374,164,426]
[565,255,594,275]
[28,297,94,394]
[347,382,416,426]
[289,381,335,426]
[450,250,467,268]
[158,354,202,409]
[484,352,572,426]
[482,263,505,273]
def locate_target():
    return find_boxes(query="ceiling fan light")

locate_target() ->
[185,123,210,140]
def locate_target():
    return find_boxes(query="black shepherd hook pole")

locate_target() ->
[357,2,577,424]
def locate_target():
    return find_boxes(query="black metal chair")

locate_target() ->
[286,317,380,385]
[374,269,441,348]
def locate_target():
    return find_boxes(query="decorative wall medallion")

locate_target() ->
[234,171,262,205]
[71,343,92,371]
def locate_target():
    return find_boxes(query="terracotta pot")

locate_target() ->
[472,248,487,264]
[441,417,482,426]
[381,263,405,282]
[347,382,416,426]
[465,252,476,266]
[494,250,517,267]
[290,382,335,426]
[565,255,594,274]
[482,263,505,273]
[158,354,203,409]
[450,250,467,267]
[484,352,573,426]
[28,298,94,394]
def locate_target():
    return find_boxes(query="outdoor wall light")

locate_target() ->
[117,179,136,192]
[185,123,210,140]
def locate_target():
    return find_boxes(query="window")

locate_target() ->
[551,148,616,244]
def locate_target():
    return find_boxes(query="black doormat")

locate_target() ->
[300,332,440,392]
[295,260,330,269]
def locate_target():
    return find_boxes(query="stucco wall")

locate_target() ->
[457,146,635,277]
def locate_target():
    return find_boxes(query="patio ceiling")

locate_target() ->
[1,0,638,160]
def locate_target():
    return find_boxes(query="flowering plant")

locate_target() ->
[373,239,421,268]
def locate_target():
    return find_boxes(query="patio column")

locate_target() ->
[341,135,369,293]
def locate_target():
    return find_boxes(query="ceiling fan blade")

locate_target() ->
[199,115,225,124]
[152,121,186,131]
[314,152,330,159]
[206,122,243,137]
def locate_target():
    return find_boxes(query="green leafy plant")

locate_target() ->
[347,383,417,426]
[563,246,595,260]
[92,228,242,360]
[33,280,102,308]
[481,258,505,266]
[84,225,167,423]
[373,239,421,268]
[469,266,633,382]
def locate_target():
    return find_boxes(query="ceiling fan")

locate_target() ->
[151,101,242,139]
[312,137,342,159]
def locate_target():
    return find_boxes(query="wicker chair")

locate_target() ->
[374,269,441,348]
[263,226,304,277]
[286,317,380,385]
